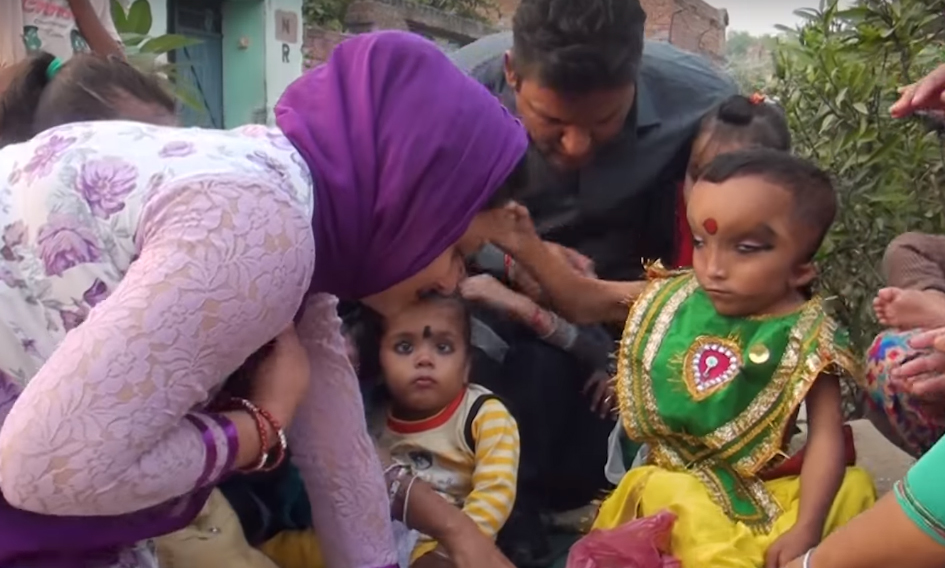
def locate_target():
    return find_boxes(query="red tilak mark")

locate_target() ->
[703,218,718,235]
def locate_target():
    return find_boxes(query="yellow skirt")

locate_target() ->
[259,531,324,568]
[592,466,877,568]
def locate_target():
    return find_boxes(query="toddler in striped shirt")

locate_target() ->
[372,295,520,566]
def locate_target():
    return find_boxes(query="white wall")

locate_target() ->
[147,0,169,36]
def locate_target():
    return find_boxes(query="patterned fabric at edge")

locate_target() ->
[863,330,945,457]
[0,121,315,567]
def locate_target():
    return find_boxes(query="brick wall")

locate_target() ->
[303,27,351,68]
[303,0,498,67]
[490,0,519,29]
[640,0,727,62]
[482,0,726,61]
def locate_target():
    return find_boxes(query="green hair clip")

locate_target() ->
[45,57,63,81]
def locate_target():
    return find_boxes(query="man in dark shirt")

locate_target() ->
[450,0,735,563]
[453,10,736,280]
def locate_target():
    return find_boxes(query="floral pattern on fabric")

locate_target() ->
[864,330,945,457]
[0,121,329,568]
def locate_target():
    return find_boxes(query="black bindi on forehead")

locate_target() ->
[422,325,432,339]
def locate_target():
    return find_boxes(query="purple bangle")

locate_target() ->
[184,413,217,489]
[207,412,240,475]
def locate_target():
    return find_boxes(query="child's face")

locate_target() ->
[379,302,469,419]
[687,175,815,317]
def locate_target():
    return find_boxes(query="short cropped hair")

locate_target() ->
[511,0,646,94]
[699,148,837,258]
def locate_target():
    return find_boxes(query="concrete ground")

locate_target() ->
[791,419,916,495]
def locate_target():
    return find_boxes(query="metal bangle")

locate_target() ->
[402,475,419,526]
[802,548,814,568]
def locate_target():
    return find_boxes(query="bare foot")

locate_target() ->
[874,287,945,329]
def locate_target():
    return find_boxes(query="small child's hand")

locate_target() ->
[508,260,545,303]
[459,274,535,319]
[582,370,616,419]
[765,525,819,568]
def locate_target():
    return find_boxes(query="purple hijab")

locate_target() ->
[275,31,528,299]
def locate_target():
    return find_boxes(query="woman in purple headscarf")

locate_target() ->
[0,31,528,568]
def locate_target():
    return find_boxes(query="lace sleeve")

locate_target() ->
[292,293,398,568]
[0,175,315,516]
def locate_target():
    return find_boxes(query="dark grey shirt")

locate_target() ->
[453,33,737,281]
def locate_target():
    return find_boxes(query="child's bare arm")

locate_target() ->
[796,374,847,535]
[513,235,645,325]
[765,374,847,567]
[67,0,123,58]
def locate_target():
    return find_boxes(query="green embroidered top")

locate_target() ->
[615,273,857,532]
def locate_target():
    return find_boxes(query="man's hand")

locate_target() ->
[891,64,945,118]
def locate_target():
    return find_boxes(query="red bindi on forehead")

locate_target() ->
[703,218,718,235]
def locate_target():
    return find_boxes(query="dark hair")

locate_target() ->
[701,95,790,150]
[510,0,646,93]
[483,154,530,209]
[699,148,836,259]
[0,51,175,147]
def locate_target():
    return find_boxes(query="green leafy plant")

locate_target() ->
[109,0,203,110]
[768,0,945,419]
[725,31,778,93]
[770,0,945,353]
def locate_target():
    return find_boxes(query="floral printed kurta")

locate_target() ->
[0,121,396,568]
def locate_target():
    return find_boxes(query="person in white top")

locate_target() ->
[0,0,122,92]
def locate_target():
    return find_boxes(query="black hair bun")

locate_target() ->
[716,95,755,126]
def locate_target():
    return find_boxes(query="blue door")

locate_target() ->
[169,0,224,128]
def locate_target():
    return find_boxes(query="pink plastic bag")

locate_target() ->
[566,511,680,568]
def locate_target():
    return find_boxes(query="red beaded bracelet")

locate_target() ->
[216,396,288,472]
[225,397,269,472]
[255,404,288,472]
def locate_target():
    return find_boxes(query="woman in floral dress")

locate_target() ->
[0,31,528,568]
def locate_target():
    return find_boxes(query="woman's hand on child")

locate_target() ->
[248,325,311,429]
[891,64,945,118]
[765,525,820,568]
